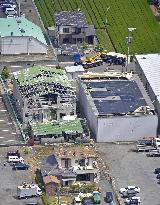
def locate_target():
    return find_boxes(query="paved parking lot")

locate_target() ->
[0,147,41,205]
[0,93,19,145]
[97,143,160,205]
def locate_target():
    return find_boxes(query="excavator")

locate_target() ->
[74,51,106,69]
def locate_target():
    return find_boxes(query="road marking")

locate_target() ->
[8,122,12,124]
[0,120,4,122]
[46,65,56,67]
[10,65,22,68]
[0,137,4,139]
[11,132,16,135]
[2,130,9,132]
[3,140,16,142]
[0,110,7,112]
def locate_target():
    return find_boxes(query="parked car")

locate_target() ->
[125,196,141,204]
[25,203,41,205]
[7,150,20,158]
[154,168,160,174]
[13,162,29,170]
[121,189,136,198]
[120,186,140,194]
[105,192,113,203]
[5,7,17,15]
[156,173,160,179]
[92,191,101,204]
[82,197,94,205]
[8,156,24,163]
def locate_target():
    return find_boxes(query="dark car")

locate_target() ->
[82,197,94,205]
[106,192,113,203]
[156,173,160,179]
[125,198,139,204]
[154,168,160,174]
[25,203,40,205]
[13,162,29,170]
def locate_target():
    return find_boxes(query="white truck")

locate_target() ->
[17,183,42,198]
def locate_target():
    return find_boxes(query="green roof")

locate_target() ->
[13,66,71,87]
[30,118,83,136]
[0,16,47,45]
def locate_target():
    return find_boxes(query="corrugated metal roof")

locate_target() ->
[0,16,47,45]
[135,54,160,96]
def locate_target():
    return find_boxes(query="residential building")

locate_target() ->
[0,16,48,55]
[41,145,98,186]
[78,72,158,142]
[43,175,60,196]
[54,11,96,46]
[135,54,160,130]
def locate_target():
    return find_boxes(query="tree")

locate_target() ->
[1,66,10,80]
[82,42,88,50]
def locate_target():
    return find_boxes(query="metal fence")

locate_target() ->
[0,76,26,143]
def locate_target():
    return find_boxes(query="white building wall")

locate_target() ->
[78,81,98,137]
[97,115,158,142]
[1,36,47,55]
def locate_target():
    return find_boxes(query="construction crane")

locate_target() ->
[74,51,107,69]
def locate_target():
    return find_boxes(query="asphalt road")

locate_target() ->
[97,143,160,205]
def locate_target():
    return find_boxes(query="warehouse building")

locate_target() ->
[135,54,160,129]
[13,66,76,124]
[0,16,48,55]
[78,72,158,142]
[13,66,90,143]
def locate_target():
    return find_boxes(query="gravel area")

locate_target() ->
[96,143,160,205]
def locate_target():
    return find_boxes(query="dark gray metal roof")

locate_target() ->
[85,25,96,36]
[41,154,77,178]
[84,80,147,115]
[55,11,86,27]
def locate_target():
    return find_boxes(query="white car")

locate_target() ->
[125,196,141,204]
[7,14,16,18]
[120,186,140,194]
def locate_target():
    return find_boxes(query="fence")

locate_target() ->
[0,76,26,143]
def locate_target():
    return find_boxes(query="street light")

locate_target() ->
[126,27,136,72]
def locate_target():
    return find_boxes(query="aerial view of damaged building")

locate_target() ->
[12,66,89,143]
[41,144,98,195]
[78,72,158,142]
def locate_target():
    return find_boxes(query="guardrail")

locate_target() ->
[0,76,26,143]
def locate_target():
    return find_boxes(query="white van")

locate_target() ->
[5,7,17,15]
[8,156,24,163]
[74,197,82,205]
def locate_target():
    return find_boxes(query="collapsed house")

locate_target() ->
[13,66,89,142]
[41,144,98,187]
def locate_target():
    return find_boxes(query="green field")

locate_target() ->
[34,0,160,54]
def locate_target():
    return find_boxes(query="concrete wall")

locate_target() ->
[1,36,47,55]
[97,114,158,142]
[78,79,158,142]
[78,81,98,138]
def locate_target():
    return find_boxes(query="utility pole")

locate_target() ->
[126,28,136,72]
[106,7,110,26]
[18,0,21,17]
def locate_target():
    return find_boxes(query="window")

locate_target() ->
[63,38,69,44]
[63,28,69,33]
[75,27,81,34]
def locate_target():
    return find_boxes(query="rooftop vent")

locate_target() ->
[20,29,25,33]
[17,20,21,23]
[11,32,13,36]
